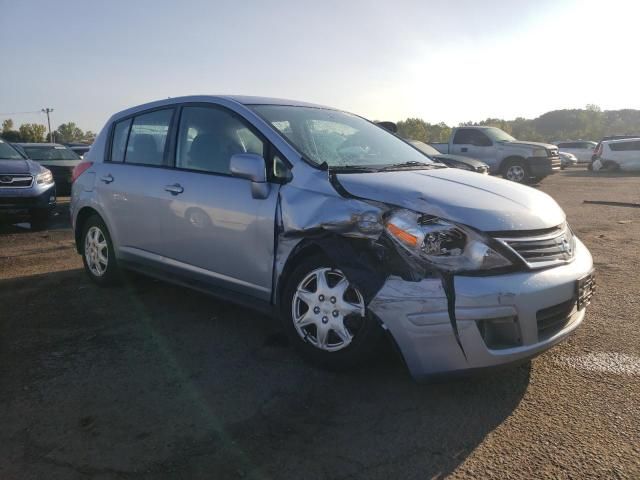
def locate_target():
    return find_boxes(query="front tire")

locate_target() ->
[281,255,383,370]
[81,215,120,286]
[502,159,531,184]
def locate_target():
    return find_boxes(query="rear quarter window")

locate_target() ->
[110,119,132,163]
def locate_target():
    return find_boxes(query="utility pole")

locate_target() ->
[42,108,54,142]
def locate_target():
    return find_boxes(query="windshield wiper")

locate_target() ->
[379,161,440,171]
[329,165,382,173]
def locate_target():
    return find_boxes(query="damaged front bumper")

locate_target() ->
[369,238,593,380]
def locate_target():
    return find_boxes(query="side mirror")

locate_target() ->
[230,153,270,199]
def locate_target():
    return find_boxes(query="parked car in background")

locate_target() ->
[559,151,578,169]
[17,143,81,193]
[589,135,640,169]
[553,140,596,163]
[591,137,640,172]
[70,95,595,380]
[407,139,489,174]
[0,139,56,228]
[66,143,92,158]
[431,126,560,183]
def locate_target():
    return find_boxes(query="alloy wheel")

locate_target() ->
[84,226,109,277]
[506,165,526,182]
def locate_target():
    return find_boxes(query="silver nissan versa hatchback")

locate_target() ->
[70,96,595,380]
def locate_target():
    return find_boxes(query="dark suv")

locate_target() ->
[0,139,56,228]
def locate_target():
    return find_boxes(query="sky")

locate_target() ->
[1,0,639,132]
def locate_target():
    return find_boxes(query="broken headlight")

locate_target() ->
[385,209,512,272]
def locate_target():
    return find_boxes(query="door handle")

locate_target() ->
[461,147,468,153]
[164,183,184,195]
[100,174,114,184]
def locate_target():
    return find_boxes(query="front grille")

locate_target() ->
[494,223,575,269]
[537,299,575,340]
[0,174,33,188]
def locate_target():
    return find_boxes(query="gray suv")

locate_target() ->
[71,96,595,380]
[0,139,56,228]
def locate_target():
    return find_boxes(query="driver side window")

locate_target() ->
[176,106,265,175]
[453,129,492,147]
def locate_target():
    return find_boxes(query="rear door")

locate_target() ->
[155,104,280,300]
[609,140,640,170]
[94,108,176,260]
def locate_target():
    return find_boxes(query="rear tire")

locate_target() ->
[501,159,530,184]
[281,254,383,370]
[81,215,121,286]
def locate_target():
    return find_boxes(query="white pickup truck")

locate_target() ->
[432,126,561,183]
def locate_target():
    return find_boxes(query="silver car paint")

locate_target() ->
[335,168,565,231]
[72,95,593,380]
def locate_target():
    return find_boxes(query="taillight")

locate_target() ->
[593,143,603,158]
[72,161,93,183]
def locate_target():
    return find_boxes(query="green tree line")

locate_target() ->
[1,118,95,144]
[396,106,640,144]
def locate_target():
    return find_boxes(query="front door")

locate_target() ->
[156,105,279,300]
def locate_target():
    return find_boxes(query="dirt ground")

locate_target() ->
[1,169,639,479]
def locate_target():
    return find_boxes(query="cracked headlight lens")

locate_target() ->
[36,169,54,185]
[385,209,513,272]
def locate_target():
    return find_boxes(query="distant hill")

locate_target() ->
[397,106,640,143]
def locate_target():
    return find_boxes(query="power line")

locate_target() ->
[42,108,54,142]
[0,110,43,117]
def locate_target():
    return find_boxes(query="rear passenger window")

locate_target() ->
[110,118,132,163]
[125,109,174,166]
[176,106,264,174]
[610,140,640,151]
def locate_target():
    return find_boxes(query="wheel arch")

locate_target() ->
[74,206,103,253]
[275,239,327,309]
[274,236,388,310]
[500,155,527,173]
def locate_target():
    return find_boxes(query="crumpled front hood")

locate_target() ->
[335,168,565,231]
[0,159,33,174]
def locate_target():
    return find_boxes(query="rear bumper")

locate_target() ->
[0,184,56,212]
[369,238,593,380]
[527,156,561,177]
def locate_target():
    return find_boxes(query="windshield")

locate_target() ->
[251,105,434,169]
[483,127,516,143]
[0,140,25,160]
[408,140,441,156]
[23,145,80,160]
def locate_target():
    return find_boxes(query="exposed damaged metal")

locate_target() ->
[273,170,472,365]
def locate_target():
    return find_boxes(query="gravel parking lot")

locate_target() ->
[1,169,639,479]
